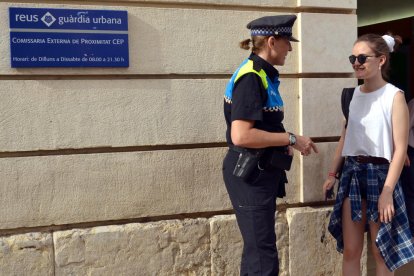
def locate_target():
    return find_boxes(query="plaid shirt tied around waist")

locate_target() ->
[328,156,414,271]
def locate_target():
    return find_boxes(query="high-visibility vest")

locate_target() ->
[224,58,284,112]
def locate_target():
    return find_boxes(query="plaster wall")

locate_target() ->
[0,1,360,275]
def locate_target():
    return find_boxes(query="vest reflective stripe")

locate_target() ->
[234,59,269,89]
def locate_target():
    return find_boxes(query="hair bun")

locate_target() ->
[382,34,395,53]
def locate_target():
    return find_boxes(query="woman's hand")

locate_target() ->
[292,135,318,156]
[378,186,395,223]
[323,177,336,200]
[404,153,411,167]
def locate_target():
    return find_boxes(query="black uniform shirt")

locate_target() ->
[224,53,285,145]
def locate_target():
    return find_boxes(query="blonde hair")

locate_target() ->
[239,36,269,54]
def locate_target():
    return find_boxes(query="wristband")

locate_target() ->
[328,172,337,178]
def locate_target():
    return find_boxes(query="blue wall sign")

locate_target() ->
[9,7,129,68]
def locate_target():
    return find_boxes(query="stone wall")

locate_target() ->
[0,0,361,275]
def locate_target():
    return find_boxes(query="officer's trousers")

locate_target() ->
[401,145,414,236]
[223,149,282,276]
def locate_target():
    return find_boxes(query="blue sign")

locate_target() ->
[9,7,129,68]
[9,7,128,31]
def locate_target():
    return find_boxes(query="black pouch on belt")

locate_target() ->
[232,148,264,180]
[266,149,293,171]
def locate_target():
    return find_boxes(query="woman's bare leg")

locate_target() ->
[342,198,367,276]
[369,221,394,276]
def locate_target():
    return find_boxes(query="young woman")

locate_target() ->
[222,15,317,275]
[323,34,414,275]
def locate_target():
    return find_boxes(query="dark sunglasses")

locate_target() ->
[349,54,377,65]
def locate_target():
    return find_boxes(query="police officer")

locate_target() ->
[222,15,318,275]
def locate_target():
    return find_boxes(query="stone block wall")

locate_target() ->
[0,0,360,275]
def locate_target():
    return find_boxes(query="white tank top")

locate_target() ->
[342,83,402,162]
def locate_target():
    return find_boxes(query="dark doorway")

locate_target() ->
[358,17,413,101]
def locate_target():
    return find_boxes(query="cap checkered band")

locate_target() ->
[251,26,292,36]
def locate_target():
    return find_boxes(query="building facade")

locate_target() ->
[2,0,405,275]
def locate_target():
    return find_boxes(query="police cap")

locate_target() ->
[247,15,299,42]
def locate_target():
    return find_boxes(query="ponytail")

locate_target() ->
[238,36,268,53]
[239,39,251,50]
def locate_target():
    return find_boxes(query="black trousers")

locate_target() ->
[401,145,414,236]
[223,149,282,276]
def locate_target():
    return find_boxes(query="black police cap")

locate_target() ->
[247,15,299,42]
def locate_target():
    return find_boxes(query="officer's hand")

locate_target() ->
[293,135,318,156]
[288,146,294,157]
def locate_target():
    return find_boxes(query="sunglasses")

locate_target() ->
[348,54,376,65]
